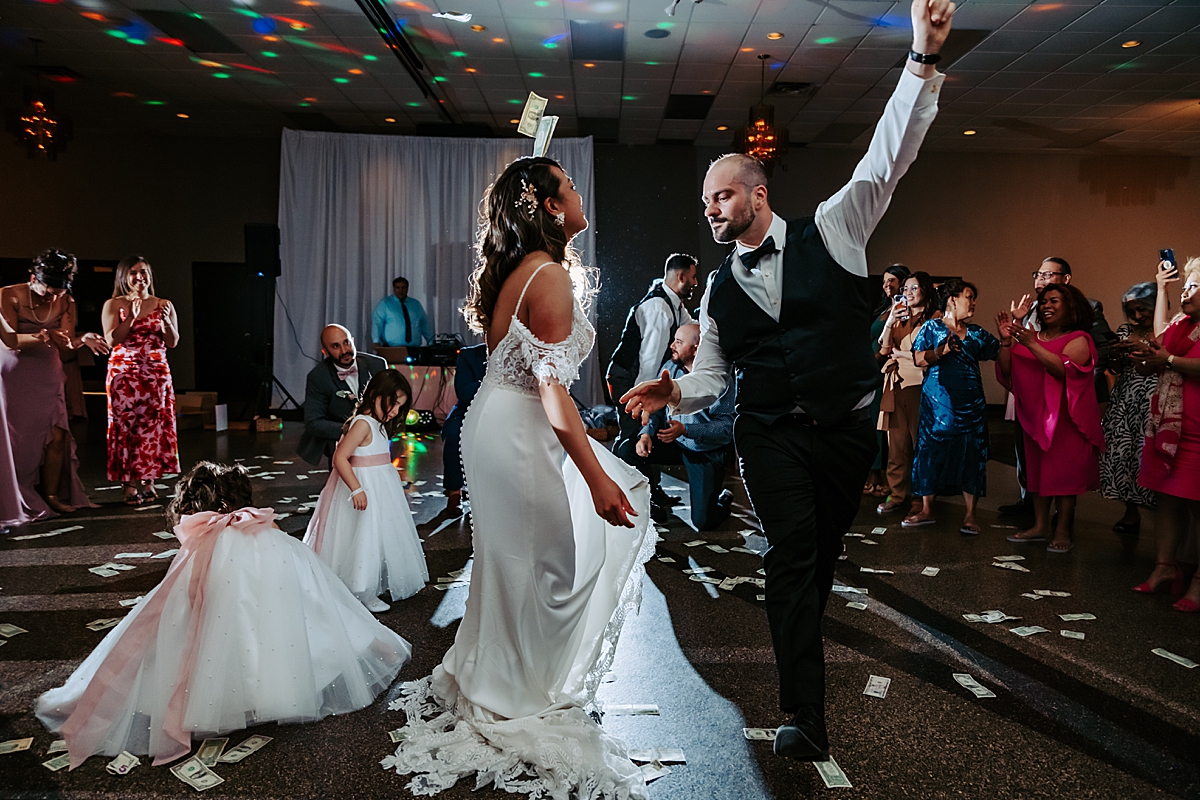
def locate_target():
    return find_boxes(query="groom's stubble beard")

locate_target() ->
[710,202,755,244]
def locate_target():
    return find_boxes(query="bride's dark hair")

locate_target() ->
[463,156,594,334]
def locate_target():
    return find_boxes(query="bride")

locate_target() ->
[382,157,653,798]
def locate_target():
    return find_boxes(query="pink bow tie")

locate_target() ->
[336,364,358,381]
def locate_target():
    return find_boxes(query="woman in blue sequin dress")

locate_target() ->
[904,279,1001,534]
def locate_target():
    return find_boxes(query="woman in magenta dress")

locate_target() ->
[1131,259,1200,612]
[0,250,97,518]
[997,284,1103,553]
[101,256,180,506]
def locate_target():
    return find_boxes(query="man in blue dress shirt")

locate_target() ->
[372,277,432,348]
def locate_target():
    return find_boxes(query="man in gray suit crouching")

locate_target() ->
[298,324,387,466]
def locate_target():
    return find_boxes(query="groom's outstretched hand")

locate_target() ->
[620,369,678,425]
[908,0,956,78]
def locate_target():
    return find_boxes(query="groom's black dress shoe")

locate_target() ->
[773,704,830,761]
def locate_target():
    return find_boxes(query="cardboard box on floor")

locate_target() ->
[176,392,223,430]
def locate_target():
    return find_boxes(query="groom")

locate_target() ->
[623,0,955,762]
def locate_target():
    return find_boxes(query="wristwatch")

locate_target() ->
[909,50,942,64]
[1166,354,1176,370]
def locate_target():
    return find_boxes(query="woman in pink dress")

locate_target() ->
[1131,259,1200,612]
[101,256,180,506]
[997,284,1103,553]
[0,314,30,531]
[0,250,97,518]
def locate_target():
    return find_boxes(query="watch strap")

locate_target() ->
[909,50,942,65]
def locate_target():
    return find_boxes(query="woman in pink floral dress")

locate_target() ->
[101,257,180,505]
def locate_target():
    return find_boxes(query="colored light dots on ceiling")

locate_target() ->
[107,29,128,39]
[364,54,378,60]
[333,77,350,83]
[542,33,566,49]
[645,61,658,65]
[471,24,486,31]
[622,95,635,100]
[1122,40,1141,48]
[252,17,277,34]
[766,32,784,40]
[509,118,519,124]
[384,117,396,123]
[432,76,447,82]
[465,67,477,73]
[298,101,311,106]
[963,129,977,136]
[114,91,135,98]
[144,100,165,105]
[212,72,231,78]
[176,113,189,118]
[449,50,466,57]
[407,101,421,107]
[508,98,522,104]
[492,37,504,43]
[158,36,185,46]
[717,125,728,131]
[262,51,278,57]
[815,36,838,44]
[529,72,543,77]
[583,62,595,68]
[644,29,669,39]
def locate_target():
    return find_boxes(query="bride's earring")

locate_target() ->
[554,212,565,227]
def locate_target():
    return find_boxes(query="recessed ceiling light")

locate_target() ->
[176,113,189,119]
[963,129,977,135]
[767,32,784,40]
[492,37,504,43]
[1121,40,1141,48]
[702,89,710,94]
[584,62,595,67]
[384,117,396,123]
[471,24,486,31]
[717,125,728,131]
[741,47,753,52]
[645,29,669,39]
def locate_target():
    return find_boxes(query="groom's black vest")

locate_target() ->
[606,280,679,380]
[708,217,879,426]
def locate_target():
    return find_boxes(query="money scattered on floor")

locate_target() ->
[689,575,721,585]
[706,544,729,553]
[0,738,33,755]
[964,612,1019,623]
[153,549,180,559]
[196,738,228,767]
[605,704,659,716]
[863,675,891,698]
[1060,630,1085,640]
[171,756,224,790]
[628,748,685,763]
[639,762,672,784]
[134,504,163,512]
[860,567,893,574]
[921,567,940,576]
[756,594,766,601]
[844,533,863,538]
[1152,648,1198,669]
[992,561,1031,573]
[151,530,176,539]
[43,753,71,771]
[388,729,408,743]
[953,673,996,698]
[743,727,777,741]
[106,750,141,774]
[10,525,84,541]
[656,557,675,563]
[718,578,739,591]
[218,734,272,763]
[0,623,29,638]
[1020,593,1043,601]
[814,757,852,788]
[683,540,706,547]
[993,555,1025,562]
[681,567,714,575]
[47,740,67,754]
[1058,613,1096,622]
[845,601,868,610]
[1034,590,1071,597]
[114,552,153,559]
[871,527,887,535]
[86,618,122,632]
[831,585,867,595]
[1009,626,1050,637]
[89,566,120,578]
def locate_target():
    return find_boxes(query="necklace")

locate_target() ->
[25,284,57,325]
[1036,330,1063,342]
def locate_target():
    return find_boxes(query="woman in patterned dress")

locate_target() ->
[101,257,180,506]
[1099,282,1158,536]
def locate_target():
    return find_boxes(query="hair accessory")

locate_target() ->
[554,211,565,227]
[516,179,539,219]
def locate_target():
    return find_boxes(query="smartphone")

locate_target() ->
[1160,248,1177,269]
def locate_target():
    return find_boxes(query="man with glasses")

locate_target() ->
[998,257,1112,518]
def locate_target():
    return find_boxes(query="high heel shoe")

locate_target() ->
[1172,597,1200,613]
[1132,562,1184,595]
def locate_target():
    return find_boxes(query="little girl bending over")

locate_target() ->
[37,461,412,769]
[304,369,429,612]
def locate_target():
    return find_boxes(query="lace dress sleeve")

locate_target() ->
[522,328,586,389]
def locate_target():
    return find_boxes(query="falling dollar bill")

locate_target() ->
[170,757,224,790]
[196,738,228,767]
[388,729,408,744]
[1058,613,1096,622]
[814,757,853,788]
[532,114,559,157]
[921,567,940,576]
[517,92,548,137]
[1152,648,1198,669]
[1060,630,1085,640]
[217,734,272,763]
[952,673,996,698]
[43,753,71,771]
[605,704,659,716]
[742,727,776,741]
[0,623,28,637]
[106,751,141,775]
[863,675,891,698]
[152,549,180,559]
[0,738,33,755]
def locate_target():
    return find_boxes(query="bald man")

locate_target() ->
[298,324,388,466]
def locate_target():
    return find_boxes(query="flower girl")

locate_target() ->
[304,369,428,612]
[36,461,412,769]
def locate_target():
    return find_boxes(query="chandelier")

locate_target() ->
[6,40,72,160]
[736,54,788,171]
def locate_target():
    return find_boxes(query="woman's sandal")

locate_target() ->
[1172,597,1200,613]
[1132,562,1184,595]
[1046,539,1073,553]
[1006,532,1047,543]
[123,489,143,507]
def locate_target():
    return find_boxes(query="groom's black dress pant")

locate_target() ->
[734,408,875,711]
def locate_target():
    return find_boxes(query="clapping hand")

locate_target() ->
[130,297,143,320]
[48,328,71,349]
[995,310,1013,340]
[79,331,110,355]
[1009,319,1035,348]
[1010,294,1033,321]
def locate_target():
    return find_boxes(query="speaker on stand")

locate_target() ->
[243,223,301,418]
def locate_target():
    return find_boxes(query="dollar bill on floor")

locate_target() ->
[1061,630,1085,640]
[0,738,33,755]
[1034,590,1071,597]
[47,740,67,754]
[860,567,894,574]
[171,757,225,791]
[605,704,659,716]
[743,728,776,741]
[532,114,559,157]
[106,751,141,775]
[1058,613,1096,621]
[861,539,878,545]
[134,503,163,512]
[844,532,864,538]
[656,556,675,563]
[1020,593,1043,601]
[683,540,706,547]
[681,566,714,575]
[89,566,121,578]
[10,524,84,541]
[730,546,759,555]
[1009,626,1050,636]
[871,527,887,535]
[628,748,686,763]
[952,673,997,698]
[921,567,940,576]
[103,562,137,572]
[1152,648,1198,669]
[845,601,868,610]
[993,555,1025,562]
[992,561,1031,573]
[43,753,71,771]
[980,610,1019,623]
[86,618,122,631]
[706,544,729,553]
[814,756,852,788]
[640,762,672,784]
[151,530,176,539]
[863,675,890,698]
[718,577,739,591]
[689,575,721,585]
[153,549,181,559]
[756,594,766,601]
[217,734,272,763]
[388,729,408,743]
[830,585,867,594]
[517,92,548,137]
[0,623,29,637]
[196,737,228,767]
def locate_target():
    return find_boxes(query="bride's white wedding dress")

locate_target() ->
[382,262,654,799]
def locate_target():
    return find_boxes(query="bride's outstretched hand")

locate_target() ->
[591,475,637,528]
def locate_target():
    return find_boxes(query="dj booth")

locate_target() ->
[374,345,459,424]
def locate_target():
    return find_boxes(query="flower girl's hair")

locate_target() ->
[168,461,254,524]
[344,368,413,439]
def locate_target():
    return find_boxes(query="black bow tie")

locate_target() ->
[739,236,778,272]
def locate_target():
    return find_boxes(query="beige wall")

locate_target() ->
[0,133,281,389]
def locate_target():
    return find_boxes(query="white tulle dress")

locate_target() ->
[36,508,412,769]
[303,415,429,603]
[381,262,654,799]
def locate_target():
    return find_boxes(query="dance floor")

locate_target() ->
[1,422,1197,799]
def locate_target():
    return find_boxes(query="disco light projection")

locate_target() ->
[542,33,566,49]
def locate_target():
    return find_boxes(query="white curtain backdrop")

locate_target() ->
[275,130,599,408]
